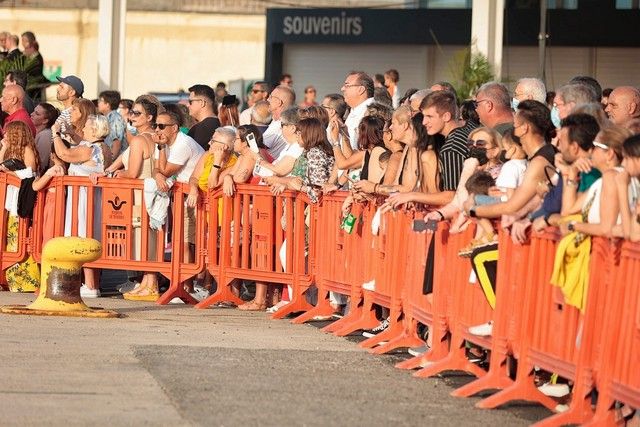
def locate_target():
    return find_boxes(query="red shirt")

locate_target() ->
[3,108,37,137]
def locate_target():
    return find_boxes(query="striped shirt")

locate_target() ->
[438,126,471,191]
[52,107,72,143]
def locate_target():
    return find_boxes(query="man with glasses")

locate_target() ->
[187,84,220,150]
[263,85,295,158]
[552,84,596,128]
[474,82,514,135]
[153,110,205,297]
[342,71,375,150]
[240,81,269,125]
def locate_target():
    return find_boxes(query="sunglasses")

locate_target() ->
[467,139,488,148]
[188,99,205,105]
[252,89,265,94]
[152,123,175,130]
[129,110,143,117]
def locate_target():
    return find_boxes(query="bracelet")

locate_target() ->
[469,206,478,218]
[213,164,221,169]
[543,213,551,227]
[157,144,165,150]
[373,183,379,194]
[435,210,444,221]
[567,221,576,232]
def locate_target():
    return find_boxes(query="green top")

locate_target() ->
[578,168,601,192]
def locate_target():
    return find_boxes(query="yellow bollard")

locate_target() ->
[1,237,120,318]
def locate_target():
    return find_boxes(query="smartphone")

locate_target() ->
[246,132,260,153]
[412,219,438,232]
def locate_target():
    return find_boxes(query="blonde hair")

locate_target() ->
[469,126,503,150]
[598,125,633,163]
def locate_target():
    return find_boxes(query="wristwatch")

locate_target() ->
[567,221,576,232]
[469,206,478,218]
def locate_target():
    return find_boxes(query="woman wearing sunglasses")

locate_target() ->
[96,99,161,301]
[558,125,633,237]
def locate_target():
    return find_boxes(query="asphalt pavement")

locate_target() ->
[0,291,551,426]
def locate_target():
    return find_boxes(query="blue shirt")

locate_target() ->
[105,110,127,155]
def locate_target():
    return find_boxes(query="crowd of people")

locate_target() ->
[1,54,640,418]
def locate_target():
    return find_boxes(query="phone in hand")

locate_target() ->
[412,219,438,232]
[246,132,259,153]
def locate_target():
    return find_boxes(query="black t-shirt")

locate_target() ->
[531,143,557,165]
[188,116,220,150]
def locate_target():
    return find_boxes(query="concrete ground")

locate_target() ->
[0,290,552,427]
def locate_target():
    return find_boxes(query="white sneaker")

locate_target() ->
[80,285,100,298]
[468,321,493,337]
[408,345,429,357]
[362,280,376,291]
[169,297,184,304]
[538,382,570,397]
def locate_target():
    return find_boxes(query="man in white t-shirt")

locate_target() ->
[262,85,296,159]
[342,71,375,150]
[153,111,205,186]
[153,110,205,254]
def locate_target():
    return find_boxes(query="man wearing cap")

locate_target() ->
[52,75,83,140]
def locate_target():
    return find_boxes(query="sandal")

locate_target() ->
[238,300,267,311]
[123,283,159,302]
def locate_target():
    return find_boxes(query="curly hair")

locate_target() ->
[3,121,40,173]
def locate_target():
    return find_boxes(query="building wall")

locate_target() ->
[0,8,266,99]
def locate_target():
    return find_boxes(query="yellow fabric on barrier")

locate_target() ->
[550,217,591,312]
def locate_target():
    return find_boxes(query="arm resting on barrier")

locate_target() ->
[471,157,548,219]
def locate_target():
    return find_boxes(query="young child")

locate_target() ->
[459,171,499,257]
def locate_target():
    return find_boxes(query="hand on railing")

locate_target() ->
[89,171,105,185]
[186,188,199,208]
[222,174,235,197]
[321,183,339,194]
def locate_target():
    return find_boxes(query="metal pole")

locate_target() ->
[538,0,548,84]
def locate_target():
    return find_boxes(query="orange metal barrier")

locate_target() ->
[294,195,380,335]
[412,223,489,380]
[588,240,640,425]
[30,176,206,304]
[470,229,574,412]
[452,228,547,404]
[370,210,430,355]
[0,174,31,290]
[395,221,449,370]
[196,184,314,318]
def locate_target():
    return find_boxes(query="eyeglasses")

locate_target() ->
[188,98,205,105]
[467,139,488,148]
[593,140,609,150]
[268,95,283,104]
[210,139,227,146]
[342,83,362,89]
[474,99,491,107]
[282,123,297,130]
[129,110,143,117]
[152,123,176,130]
